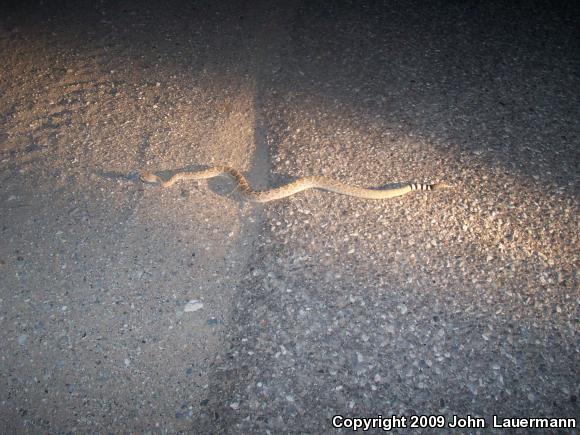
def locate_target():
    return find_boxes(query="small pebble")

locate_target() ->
[184,300,203,312]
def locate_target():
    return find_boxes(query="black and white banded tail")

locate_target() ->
[410,182,435,191]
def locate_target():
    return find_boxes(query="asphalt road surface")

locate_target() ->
[0,0,578,433]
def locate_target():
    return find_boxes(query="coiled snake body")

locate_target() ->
[140,166,448,203]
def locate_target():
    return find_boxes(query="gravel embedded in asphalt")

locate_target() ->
[0,0,578,433]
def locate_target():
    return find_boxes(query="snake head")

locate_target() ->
[140,172,162,184]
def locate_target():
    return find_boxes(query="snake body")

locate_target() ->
[140,166,448,203]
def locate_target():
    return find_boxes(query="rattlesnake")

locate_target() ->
[140,166,448,203]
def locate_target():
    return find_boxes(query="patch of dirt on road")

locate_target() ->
[0,0,268,431]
